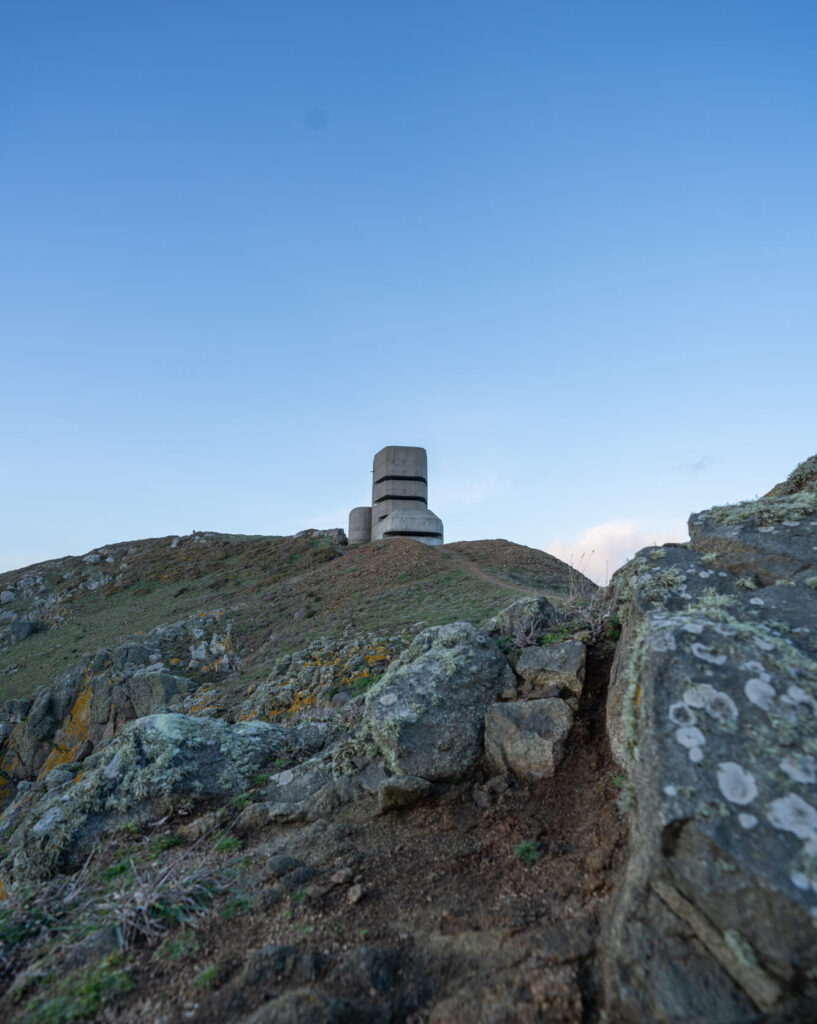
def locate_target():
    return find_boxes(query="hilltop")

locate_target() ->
[0,531,579,706]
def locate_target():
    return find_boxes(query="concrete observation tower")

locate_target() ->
[348,446,444,546]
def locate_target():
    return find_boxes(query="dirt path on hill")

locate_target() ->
[438,549,544,597]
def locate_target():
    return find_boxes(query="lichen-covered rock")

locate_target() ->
[0,713,287,888]
[362,623,515,783]
[515,640,586,698]
[484,699,573,779]
[9,619,35,643]
[481,597,559,645]
[688,456,817,586]
[603,534,817,1022]
[238,628,416,723]
[377,774,432,812]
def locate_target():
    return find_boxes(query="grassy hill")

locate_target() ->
[0,531,587,705]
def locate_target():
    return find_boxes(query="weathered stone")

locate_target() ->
[688,459,817,586]
[9,620,35,643]
[484,699,573,779]
[237,988,373,1024]
[603,536,817,1022]
[362,623,515,782]
[482,596,559,645]
[0,713,288,886]
[111,642,156,671]
[377,773,432,812]
[0,590,16,605]
[515,640,585,697]
[4,700,31,722]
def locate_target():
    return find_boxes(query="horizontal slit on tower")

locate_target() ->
[373,495,427,504]
[383,530,442,538]
[373,475,427,485]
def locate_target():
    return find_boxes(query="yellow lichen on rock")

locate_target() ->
[36,685,93,781]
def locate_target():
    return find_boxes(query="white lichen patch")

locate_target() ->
[691,642,728,666]
[781,754,817,785]
[738,813,758,830]
[689,747,704,763]
[682,621,705,635]
[683,683,738,723]
[717,762,758,806]
[675,725,705,749]
[745,677,776,711]
[768,793,817,841]
[669,702,697,727]
[791,871,812,891]
[649,630,677,652]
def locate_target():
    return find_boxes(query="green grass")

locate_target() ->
[25,953,134,1024]
[514,840,542,866]
[193,963,220,989]
[215,833,241,853]
[150,834,183,854]
[104,857,132,880]
[157,928,199,961]
[219,893,252,920]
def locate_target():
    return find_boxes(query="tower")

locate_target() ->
[348,446,444,546]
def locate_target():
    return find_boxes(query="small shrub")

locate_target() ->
[193,963,220,989]
[539,627,574,646]
[151,834,183,855]
[219,893,252,920]
[104,858,132,881]
[215,833,241,853]
[514,840,541,866]
[157,928,199,961]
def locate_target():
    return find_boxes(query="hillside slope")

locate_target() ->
[0,531,583,706]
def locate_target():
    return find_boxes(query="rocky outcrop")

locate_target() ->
[0,621,240,798]
[603,468,817,1022]
[237,623,516,829]
[0,714,287,886]
[688,459,817,586]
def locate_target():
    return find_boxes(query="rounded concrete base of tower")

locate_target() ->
[372,508,444,544]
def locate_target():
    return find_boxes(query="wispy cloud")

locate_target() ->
[680,455,714,475]
[544,519,688,585]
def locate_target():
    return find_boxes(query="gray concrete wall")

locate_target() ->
[372,446,427,485]
[348,506,372,546]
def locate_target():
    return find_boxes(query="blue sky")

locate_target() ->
[2,1,815,580]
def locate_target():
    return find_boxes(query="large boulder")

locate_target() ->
[0,713,287,887]
[603,529,817,1022]
[362,623,515,783]
[481,597,559,645]
[484,699,573,779]
[515,640,586,698]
